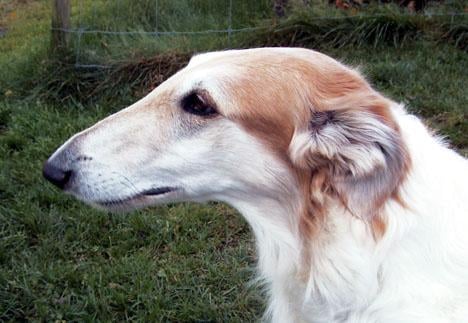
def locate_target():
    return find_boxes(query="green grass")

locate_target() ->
[0,0,467,321]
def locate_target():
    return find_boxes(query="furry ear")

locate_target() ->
[290,106,409,218]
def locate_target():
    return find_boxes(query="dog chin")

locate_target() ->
[80,187,183,213]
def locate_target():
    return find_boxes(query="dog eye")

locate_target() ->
[181,92,217,117]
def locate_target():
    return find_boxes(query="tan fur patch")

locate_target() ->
[371,216,387,241]
[202,50,411,240]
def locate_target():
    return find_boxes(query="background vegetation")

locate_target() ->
[0,0,466,321]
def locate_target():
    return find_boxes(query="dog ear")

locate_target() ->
[289,95,409,219]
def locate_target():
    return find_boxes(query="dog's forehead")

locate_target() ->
[183,50,274,87]
[187,47,332,67]
[176,48,343,92]
[187,48,270,69]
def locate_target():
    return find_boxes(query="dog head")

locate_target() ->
[43,48,409,226]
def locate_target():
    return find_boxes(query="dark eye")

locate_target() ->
[181,92,218,117]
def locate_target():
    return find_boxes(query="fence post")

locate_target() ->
[51,0,71,52]
[274,0,288,18]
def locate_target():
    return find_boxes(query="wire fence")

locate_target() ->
[54,0,269,68]
[53,0,467,68]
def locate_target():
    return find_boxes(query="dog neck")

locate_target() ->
[225,180,382,319]
[227,190,303,275]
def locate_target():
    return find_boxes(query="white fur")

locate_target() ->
[45,48,468,322]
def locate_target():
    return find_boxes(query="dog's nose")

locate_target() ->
[43,161,72,189]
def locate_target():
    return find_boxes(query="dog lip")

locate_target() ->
[94,187,178,208]
[141,187,175,196]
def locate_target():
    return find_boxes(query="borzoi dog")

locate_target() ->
[43,48,468,322]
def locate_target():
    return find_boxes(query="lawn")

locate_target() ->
[0,1,467,322]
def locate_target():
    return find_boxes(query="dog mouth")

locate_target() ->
[141,187,174,196]
[95,186,178,209]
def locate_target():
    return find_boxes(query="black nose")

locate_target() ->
[42,161,72,189]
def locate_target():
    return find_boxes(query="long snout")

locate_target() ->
[41,85,187,211]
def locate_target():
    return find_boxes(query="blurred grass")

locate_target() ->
[0,0,467,321]
[70,0,273,63]
[249,1,467,50]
